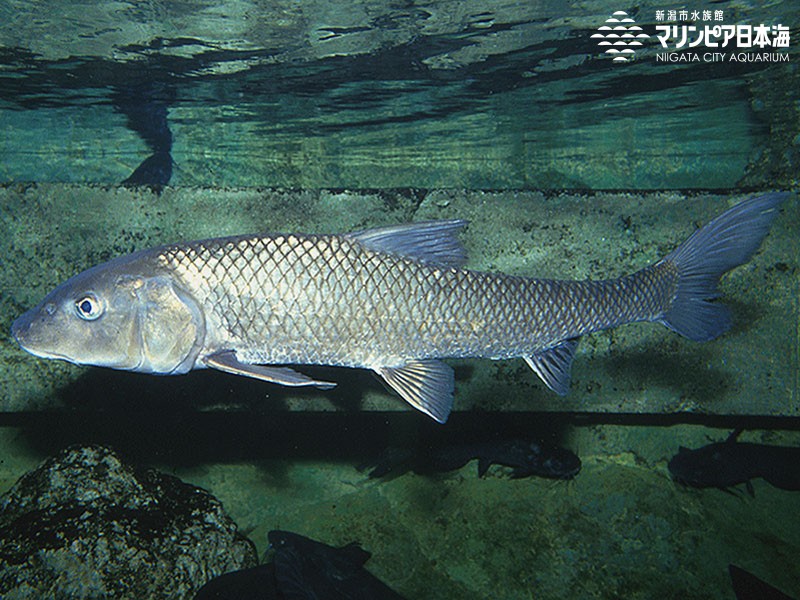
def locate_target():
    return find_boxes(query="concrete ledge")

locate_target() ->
[1,184,797,416]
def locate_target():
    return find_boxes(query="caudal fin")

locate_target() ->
[659,193,787,341]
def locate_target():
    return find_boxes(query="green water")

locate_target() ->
[0,0,797,189]
[1,1,799,599]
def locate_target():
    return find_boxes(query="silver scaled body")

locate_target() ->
[11,194,786,422]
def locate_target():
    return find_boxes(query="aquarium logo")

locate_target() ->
[652,10,791,63]
[592,11,650,62]
[654,23,791,63]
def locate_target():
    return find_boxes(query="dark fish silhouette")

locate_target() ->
[669,430,800,495]
[194,530,405,600]
[195,563,279,599]
[729,564,797,600]
[113,82,173,186]
[269,530,405,600]
[361,438,581,480]
[123,151,173,186]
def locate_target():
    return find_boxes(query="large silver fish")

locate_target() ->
[12,194,785,422]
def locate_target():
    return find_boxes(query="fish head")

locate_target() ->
[268,530,305,551]
[667,443,735,488]
[12,251,205,375]
[538,445,582,480]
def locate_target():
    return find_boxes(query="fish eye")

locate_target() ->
[75,294,103,321]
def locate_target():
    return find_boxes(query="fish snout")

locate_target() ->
[11,303,64,359]
[11,308,34,348]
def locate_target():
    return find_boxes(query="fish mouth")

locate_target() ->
[10,313,35,352]
[17,344,72,362]
[10,312,27,343]
[560,465,582,479]
[12,331,71,362]
[11,311,71,362]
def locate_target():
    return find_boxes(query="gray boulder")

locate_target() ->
[0,445,256,599]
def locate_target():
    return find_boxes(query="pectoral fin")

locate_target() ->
[375,360,454,423]
[524,337,580,396]
[205,351,336,389]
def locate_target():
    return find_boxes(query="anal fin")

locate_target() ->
[523,338,580,396]
[375,360,454,423]
[205,351,336,389]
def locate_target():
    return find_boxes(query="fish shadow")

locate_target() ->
[10,366,402,468]
[11,364,575,475]
[56,365,377,415]
[598,347,731,399]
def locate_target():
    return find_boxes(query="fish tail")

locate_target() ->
[658,193,786,341]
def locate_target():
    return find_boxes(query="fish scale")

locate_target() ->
[11,194,786,422]
[158,232,672,369]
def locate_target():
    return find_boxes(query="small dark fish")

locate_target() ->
[123,151,173,186]
[729,564,797,600]
[268,530,405,600]
[358,446,417,479]
[361,438,581,480]
[195,564,279,600]
[668,430,800,494]
[195,531,405,600]
[113,82,174,186]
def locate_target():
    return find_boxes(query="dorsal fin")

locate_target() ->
[346,220,468,268]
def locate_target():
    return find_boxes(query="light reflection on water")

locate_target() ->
[0,0,794,188]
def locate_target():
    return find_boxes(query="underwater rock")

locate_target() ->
[0,445,256,599]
